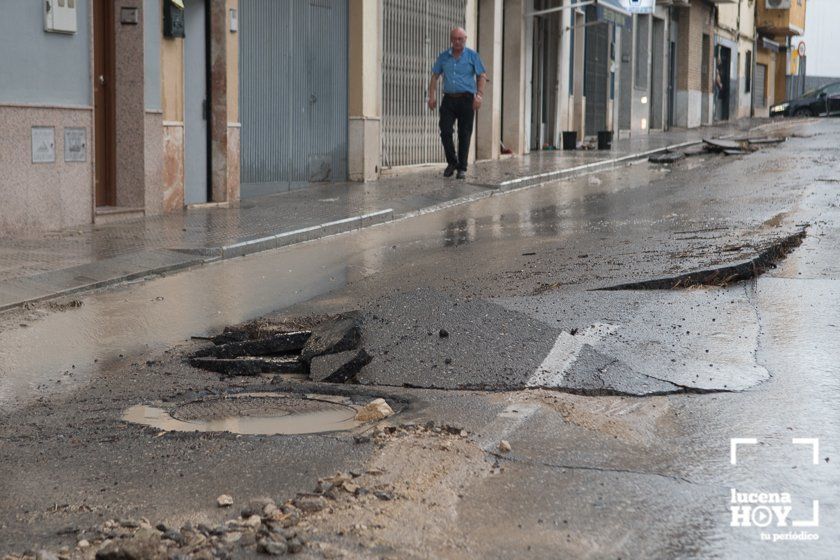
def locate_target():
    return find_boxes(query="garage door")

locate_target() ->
[239,0,348,197]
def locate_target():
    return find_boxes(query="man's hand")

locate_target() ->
[427,73,440,110]
[472,93,483,111]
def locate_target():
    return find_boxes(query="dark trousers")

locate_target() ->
[439,94,475,171]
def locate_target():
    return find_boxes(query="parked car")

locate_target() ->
[770,82,840,117]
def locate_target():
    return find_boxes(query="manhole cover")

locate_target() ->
[123,392,362,435]
[173,393,350,421]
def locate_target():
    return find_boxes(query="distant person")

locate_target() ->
[427,27,488,180]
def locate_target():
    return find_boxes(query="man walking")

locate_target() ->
[427,27,487,179]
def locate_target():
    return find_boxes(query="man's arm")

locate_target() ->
[428,73,440,110]
[473,72,488,110]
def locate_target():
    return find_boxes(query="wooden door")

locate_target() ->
[93,0,116,207]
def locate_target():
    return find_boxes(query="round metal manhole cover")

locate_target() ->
[122,392,362,435]
[172,393,351,422]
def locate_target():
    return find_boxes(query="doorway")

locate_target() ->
[715,44,731,121]
[650,18,665,130]
[184,0,210,205]
[667,40,676,128]
[530,3,561,151]
[93,0,116,208]
[618,22,632,132]
[584,7,610,137]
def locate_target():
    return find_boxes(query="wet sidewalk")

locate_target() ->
[0,118,780,311]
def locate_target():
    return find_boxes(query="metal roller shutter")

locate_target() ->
[381,0,467,168]
[239,0,348,197]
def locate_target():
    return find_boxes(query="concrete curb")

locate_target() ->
[497,140,703,188]
[0,209,395,313]
[0,250,207,313]
[399,139,705,221]
[174,209,395,259]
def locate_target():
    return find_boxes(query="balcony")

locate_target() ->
[756,0,806,37]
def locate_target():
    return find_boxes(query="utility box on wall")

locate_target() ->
[44,0,77,34]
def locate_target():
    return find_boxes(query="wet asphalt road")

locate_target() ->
[0,119,839,558]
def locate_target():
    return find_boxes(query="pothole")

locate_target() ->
[600,229,807,290]
[188,311,370,384]
[123,392,372,435]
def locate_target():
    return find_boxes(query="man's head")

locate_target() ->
[450,27,467,54]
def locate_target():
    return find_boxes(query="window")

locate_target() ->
[635,15,649,89]
[745,51,752,93]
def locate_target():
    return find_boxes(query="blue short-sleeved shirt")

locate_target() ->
[431,47,486,94]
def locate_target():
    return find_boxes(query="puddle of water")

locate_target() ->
[123,404,360,435]
[123,394,362,435]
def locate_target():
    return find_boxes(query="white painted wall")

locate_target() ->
[793,0,840,77]
[0,0,91,106]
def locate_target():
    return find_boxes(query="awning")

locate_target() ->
[595,0,631,27]
[598,0,632,16]
[760,36,781,52]
[528,0,630,18]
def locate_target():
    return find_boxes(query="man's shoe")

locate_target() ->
[456,170,466,180]
[443,165,456,178]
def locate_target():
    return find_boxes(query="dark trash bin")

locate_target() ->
[562,131,577,150]
[597,130,613,150]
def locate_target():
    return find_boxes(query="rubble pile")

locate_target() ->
[188,312,371,383]
[351,421,470,453]
[649,136,786,164]
[702,136,786,156]
[2,502,308,560]
[3,423,472,560]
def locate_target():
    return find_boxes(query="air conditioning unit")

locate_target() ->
[766,0,792,9]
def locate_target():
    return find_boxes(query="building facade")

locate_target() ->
[0,0,240,234]
[715,0,757,121]
[1,0,814,236]
[754,0,807,116]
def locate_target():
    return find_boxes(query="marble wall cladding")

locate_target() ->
[144,112,165,215]
[0,106,94,234]
[162,124,185,213]
[226,126,240,202]
[114,0,146,209]
[210,0,229,202]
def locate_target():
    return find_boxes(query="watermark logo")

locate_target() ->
[729,438,820,542]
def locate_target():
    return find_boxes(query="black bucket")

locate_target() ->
[597,130,613,150]
[562,131,577,150]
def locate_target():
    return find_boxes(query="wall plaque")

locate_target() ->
[32,127,56,164]
[120,7,140,25]
[64,127,87,162]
